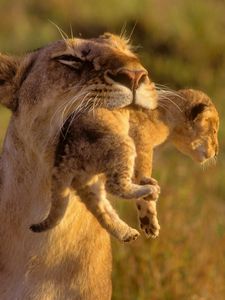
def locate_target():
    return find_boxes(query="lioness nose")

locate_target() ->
[107,69,148,90]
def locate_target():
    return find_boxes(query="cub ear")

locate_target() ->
[188,103,208,121]
[0,54,19,111]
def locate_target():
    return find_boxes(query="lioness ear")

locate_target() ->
[188,103,208,121]
[0,54,19,110]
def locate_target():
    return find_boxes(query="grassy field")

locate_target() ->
[112,148,225,300]
[0,106,10,145]
[0,1,225,299]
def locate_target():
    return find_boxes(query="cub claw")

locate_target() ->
[140,177,160,201]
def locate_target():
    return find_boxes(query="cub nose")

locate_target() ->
[107,68,148,90]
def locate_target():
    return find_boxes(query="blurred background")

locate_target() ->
[0,0,224,299]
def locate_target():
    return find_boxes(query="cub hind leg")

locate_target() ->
[136,178,161,238]
[30,170,73,232]
[77,176,140,243]
[136,199,160,238]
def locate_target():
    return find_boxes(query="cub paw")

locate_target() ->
[133,184,158,199]
[140,177,160,201]
[118,184,158,200]
[136,200,160,238]
[140,177,158,186]
[122,228,140,243]
[139,215,160,238]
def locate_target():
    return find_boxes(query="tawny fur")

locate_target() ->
[30,89,219,243]
[0,33,157,300]
[132,89,219,238]
[30,108,160,242]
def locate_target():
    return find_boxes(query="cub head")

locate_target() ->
[0,33,157,133]
[170,89,219,164]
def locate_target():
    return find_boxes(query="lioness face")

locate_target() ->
[0,34,157,131]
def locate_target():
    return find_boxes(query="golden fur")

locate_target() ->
[0,33,157,300]
[30,108,160,242]
[133,89,219,237]
[30,89,219,245]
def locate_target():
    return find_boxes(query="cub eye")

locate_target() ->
[55,55,83,69]
[0,79,6,85]
[188,103,207,121]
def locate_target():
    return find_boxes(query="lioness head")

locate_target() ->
[0,33,157,135]
[170,89,219,164]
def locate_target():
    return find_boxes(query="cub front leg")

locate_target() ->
[136,177,161,238]
[140,177,160,201]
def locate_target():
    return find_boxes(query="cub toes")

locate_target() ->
[140,216,160,238]
[143,184,160,201]
[140,177,158,186]
[140,177,160,201]
[139,215,160,238]
[122,228,140,243]
[106,182,156,200]
[125,184,157,199]
[136,200,160,238]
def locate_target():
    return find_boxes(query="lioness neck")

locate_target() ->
[0,116,112,300]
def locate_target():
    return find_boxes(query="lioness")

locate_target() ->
[0,33,157,300]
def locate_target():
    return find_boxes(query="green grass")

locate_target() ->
[0,107,10,145]
[112,150,225,300]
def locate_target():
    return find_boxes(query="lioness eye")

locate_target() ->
[54,55,83,69]
[0,79,6,85]
[56,55,83,63]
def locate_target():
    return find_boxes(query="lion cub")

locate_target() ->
[30,108,160,242]
[30,89,219,242]
[132,89,219,238]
